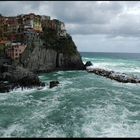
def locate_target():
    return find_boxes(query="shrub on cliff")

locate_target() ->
[41,26,77,56]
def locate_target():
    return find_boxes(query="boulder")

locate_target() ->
[84,61,93,67]
[0,82,17,93]
[49,81,59,88]
[0,64,45,93]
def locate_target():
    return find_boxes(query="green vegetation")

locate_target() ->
[41,27,58,42]
[41,26,77,56]
[55,37,77,55]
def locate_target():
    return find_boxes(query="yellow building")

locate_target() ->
[33,16,42,32]
[23,14,42,32]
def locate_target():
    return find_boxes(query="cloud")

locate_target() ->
[50,1,123,24]
[72,34,140,53]
[0,1,44,16]
[0,1,140,38]
[1,1,140,52]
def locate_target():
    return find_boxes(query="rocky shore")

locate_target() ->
[0,14,85,93]
[20,31,85,73]
[0,64,45,93]
[87,67,140,83]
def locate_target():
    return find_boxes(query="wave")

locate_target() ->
[1,124,25,137]
[8,87,38,94]
[81,103,140,137]
[86,64,140,75]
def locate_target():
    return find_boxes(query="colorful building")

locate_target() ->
[0,40,11,46]
[33,15,42,32]
[5,17,19,33]
[23,13,42,32]
[6,43,27,60]
[0,17,8,38]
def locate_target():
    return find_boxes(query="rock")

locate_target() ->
[0,64,45,93]
[87,68,140,84]
[20,32,85,72]
[37,87,44,90]
[0,82,16,93]
[49,81,59,88]
[40,82,45,87]
[84,61,93,67]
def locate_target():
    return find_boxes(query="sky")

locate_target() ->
[0,1,140,53]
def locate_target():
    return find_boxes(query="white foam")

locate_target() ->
[0,94,10,101]
[8,87,37,95]
[38,75,45,79]
[2,124,25,137]
[81,102,140,137]
[38,85,49,91]
[83,56,140,74]
[60,80,73,87]
[43,125,66,137]
[55,71,65,75]
[63,88,82,93]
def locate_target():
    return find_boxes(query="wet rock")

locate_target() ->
[87,68,140,83]
[0,64,45,93]
[0,82,16,93]
[20,33,85,72]
[49,80,59,88]
[84,61,93,67]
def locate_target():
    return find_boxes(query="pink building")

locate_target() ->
[6,43,27,60]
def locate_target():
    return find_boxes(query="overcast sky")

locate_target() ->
[1,1,140,53]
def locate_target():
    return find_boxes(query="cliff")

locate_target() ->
[0,13,85,92]
[20,28,85,73]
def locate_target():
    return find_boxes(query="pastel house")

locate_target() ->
[6,42,27,60]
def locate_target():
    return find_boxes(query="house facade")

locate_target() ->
[5,17,19,33]
[6,43,27,60]
[23,13,42,32]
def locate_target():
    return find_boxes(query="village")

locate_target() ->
[0,13,67,62]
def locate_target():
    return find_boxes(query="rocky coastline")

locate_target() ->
[0,13,85,93]
[0,64,45,93]
[20,30,85,73]
[87,66,140,83]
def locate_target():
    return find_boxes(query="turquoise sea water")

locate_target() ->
[0,52,140,137]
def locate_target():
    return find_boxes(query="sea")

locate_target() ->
[0,52,140,137]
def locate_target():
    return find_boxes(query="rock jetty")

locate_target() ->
[87,67,140,83]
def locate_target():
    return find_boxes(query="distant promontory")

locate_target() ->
[0,13,85,92]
